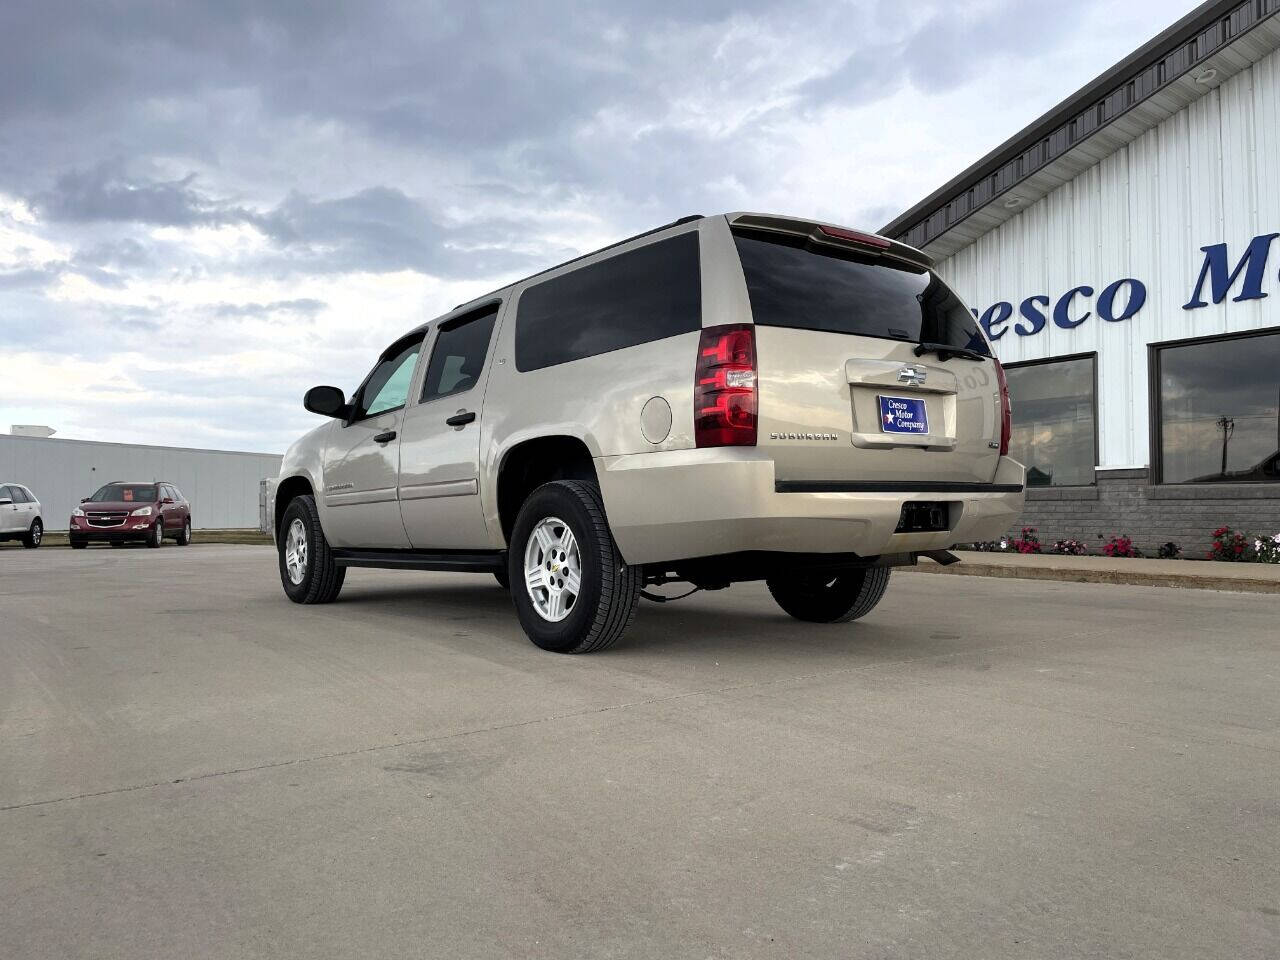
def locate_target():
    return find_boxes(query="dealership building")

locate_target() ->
[884,0,1280,555]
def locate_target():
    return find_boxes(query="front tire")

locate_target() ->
[278,494,345,604]
[146,519,164,548]
[22,519,42,549]
[508,480,640,653]
[766,568,891,623]
[70,538,87,549]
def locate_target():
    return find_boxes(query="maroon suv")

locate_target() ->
[69,481,193,549]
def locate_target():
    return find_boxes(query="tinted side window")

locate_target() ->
[15,486,32,502]
[171,486,185,501]
[421,306,499,402]
[358,339,422,418]
[515,231,701,371]
[3,485,22,502]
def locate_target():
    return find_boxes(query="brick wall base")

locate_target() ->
[1003,468,1280,558]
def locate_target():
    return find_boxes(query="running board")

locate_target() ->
[330,548,504,573]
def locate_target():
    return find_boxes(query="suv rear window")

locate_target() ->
[515,231,701,371]
[732,229,990,356]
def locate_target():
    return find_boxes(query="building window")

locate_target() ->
[1004,355,1097,486]
[1155,329,1280,484]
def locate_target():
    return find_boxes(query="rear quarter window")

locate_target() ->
[515,231,701,372]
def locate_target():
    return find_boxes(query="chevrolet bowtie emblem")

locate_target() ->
[897,364,927,386]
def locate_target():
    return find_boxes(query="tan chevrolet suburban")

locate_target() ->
[269,213,1024,653]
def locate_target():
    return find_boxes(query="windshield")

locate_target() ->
[89,484,157,503]
[732,229,991,356]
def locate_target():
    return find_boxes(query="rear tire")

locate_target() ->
[508,480,639,653]
[22,519,42,549]
[766,568,891,623]
[177,518,192,546]
[279,494,345,604]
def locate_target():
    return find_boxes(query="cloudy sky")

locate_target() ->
[1,0,1199,453]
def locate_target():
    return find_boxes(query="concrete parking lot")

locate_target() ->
[2,545,1278,959]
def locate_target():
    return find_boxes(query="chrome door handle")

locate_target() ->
[445,411,476,427]
[373,430,397,444]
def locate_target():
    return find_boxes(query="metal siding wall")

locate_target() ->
[0,435,281,530]
[936,45,1280,470]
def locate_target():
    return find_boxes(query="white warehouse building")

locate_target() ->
[0,434,281,531]
[883,0,1280,555]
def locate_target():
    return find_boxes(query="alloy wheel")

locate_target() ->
[522,516,581,622]
[284,518,308,585]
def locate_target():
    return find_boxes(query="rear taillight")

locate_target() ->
[694,324,757,447]
[993,358,1012,456]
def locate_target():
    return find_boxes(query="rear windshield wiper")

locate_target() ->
[913,341,988,362]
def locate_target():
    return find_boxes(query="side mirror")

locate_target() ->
[304,385,349,419]
[81,497,89,503]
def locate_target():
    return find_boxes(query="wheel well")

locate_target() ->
[497,436,597,542]
[274,476,314,536]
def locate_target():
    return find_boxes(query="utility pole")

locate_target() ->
[1216,415,1234,476]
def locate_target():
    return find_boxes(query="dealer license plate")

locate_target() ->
[878,395,929,434]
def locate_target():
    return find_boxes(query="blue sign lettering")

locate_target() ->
[1183,233,1277,308]
[1053,285,1093,329]
[969,230,1275,340]
[1015,295,1049,336]
[978,301,1012,340]
[1098,278,1145,321]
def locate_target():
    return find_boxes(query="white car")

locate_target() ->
[0,483,43,548]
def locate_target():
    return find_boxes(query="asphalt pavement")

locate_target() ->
[2,544,1278,959]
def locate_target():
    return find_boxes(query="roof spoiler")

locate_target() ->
[728,213,934,270]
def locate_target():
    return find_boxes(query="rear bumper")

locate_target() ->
[595,449,1025,566]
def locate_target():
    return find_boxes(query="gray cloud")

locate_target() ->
[212,298,327,319]
[29,164,545,281]
[37,160,249,226]
[252,187,540,277]
[0,0,1202,451]
[0,267,62,290]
